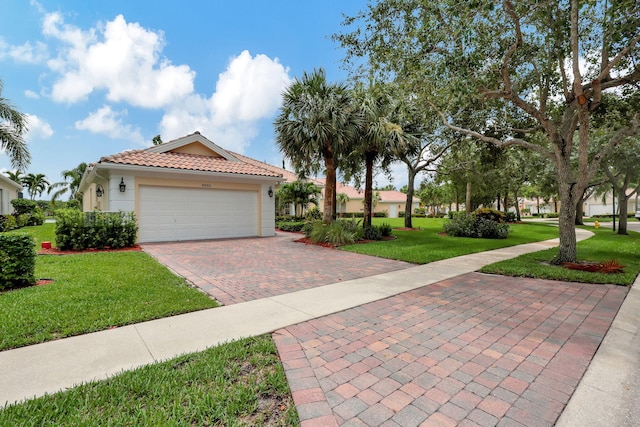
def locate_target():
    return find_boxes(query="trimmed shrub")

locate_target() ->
[378,222,393,237]
[474,207,505,223]
[16,213,29,228]
[444,212,477,237]
[10,199,38,216]
[399,211,405,217]
[305,207,322,221]
[443,212,510,239]
[0,233,36,291]
[474,218,510,239]
[55,209,138,250]
[0,215,17,232]
[373,212,388,218]
[363,226,382,241]
[504,212,517,223]
[276,221,306,232]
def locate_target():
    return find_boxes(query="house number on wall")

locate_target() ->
[201,183,211,188]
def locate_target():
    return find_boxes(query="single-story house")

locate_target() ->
[315,180,420,218]
[0,173,22,215]
[78,132,282,243]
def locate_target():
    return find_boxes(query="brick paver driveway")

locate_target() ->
[142,231,413,305]
[274,273,628,426]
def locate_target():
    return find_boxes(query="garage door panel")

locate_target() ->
[138,186,258,243]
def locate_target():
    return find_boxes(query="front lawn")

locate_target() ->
[341,218,560,264]
[7,222,56,247]
[480,227,640,285]
[0,251,218,351]
[0,335,298,426]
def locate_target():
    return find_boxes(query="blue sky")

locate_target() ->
[1,0,406,194]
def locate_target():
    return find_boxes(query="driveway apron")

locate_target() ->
[274,273,627,426]
[142,231,413,305]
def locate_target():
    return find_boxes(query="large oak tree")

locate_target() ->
[336,0,640,263]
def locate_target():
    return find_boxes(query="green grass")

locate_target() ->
[480,227,640,285]
[0,335,298,426]
[341,218,561,264]
[580,217,639,223]
[0,251,218,351]
[7,222,56,247]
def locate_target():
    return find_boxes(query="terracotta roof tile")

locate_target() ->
[99,150,282,178]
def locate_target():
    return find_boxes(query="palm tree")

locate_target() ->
[5,170,24,184]
[49,162,88,203]
[22,173,50,200]
[274,68,359,223]
[276,180,321,217]
[0,80,30,170]
[336,192,350,217]
[351,84,415,228]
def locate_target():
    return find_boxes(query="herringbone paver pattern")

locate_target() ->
[142,232,413,305]
[274,273,627,426]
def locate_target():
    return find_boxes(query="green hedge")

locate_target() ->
[275,221,306,232]
[0,233,36,291]
[55,209,138,250]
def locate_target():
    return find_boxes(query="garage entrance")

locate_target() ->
[138,186,258,242]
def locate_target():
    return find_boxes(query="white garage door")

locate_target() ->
[138,186,258,242]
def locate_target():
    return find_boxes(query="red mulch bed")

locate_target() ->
[562,259,625,274]
[39,245,142,255]
[395,227,421,231]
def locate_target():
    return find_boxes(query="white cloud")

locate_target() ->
[24,90,40,99]
[44,13,195,107]
[24,114,53,140]
[75,105,145,145]
[0,37,48,64]
[160,50,290,152]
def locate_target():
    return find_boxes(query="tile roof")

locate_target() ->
[229,151,325,186]
[378,190,419,203]
[99,149,282,178]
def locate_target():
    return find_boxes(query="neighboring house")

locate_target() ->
[230,152,324,216]
[583,190,639,217]
[315,180,419,218]
[0,174,22,215]
[78,132,282,243]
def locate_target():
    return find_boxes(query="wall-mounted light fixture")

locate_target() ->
[119,177,126,192]
[96,184,104,198]
[268,186,274,198]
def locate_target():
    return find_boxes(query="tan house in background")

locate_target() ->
[315,180,419,218]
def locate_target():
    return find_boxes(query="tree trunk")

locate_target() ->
[514,191,521,221]
[322,147,336,224]
[465,181,472,213]
[553,158,581,264]
[575,199,584,225]
[503,190,509,213]
[536,196,540,215]
[363,152,375,229]
[496,194,501,211]
[404,169,416,228]
[617,189,629,235]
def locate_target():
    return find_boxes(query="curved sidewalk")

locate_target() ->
[1,228,637,426]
